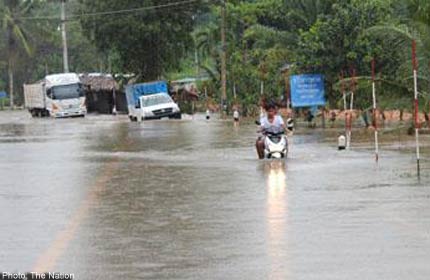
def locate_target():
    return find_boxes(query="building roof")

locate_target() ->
[80,73,119,92]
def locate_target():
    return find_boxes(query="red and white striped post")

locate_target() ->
[412,40,421,176]
[372,59,379,162]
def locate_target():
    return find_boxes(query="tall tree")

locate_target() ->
[78,0,207,81]
[0,0,36,108]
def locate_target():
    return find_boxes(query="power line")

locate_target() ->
[19,0,200,21]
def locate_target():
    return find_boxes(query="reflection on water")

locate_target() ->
[263,161,289,279]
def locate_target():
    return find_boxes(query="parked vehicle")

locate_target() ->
[24,73,86,118]
[125,81,181,121]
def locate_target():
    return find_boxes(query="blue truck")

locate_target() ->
[125,81,181,121]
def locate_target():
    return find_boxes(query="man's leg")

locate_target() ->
[256,137,265,159]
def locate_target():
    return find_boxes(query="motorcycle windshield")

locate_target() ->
[269,136,282,144]
[264,126,284,135]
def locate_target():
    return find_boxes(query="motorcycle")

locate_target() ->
[263,130,288,159]
[256,120,289,159]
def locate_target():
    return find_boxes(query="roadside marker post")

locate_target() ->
[340,72,349,147]
[412,40,421,177]
[346,68,356,150]
[372,59,379,162]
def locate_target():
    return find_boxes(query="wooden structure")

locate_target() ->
[80,73,127,114]
[170,78,200,102]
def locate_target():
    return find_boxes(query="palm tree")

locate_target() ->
[1,0,34,109]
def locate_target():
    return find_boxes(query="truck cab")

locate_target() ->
[45,73,86,118]
[136,93,180,120]
[24,73,86,118]
[126,81,181,121]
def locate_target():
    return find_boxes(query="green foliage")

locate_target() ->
[0,0,38,106]
[364,0,430,109]
[195,0,430,111]
[78,0,207,81]
[295,0,403,107]
[0,0,111,105]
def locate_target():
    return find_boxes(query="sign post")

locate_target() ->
[290,74,326,130]
[290,74,326,108]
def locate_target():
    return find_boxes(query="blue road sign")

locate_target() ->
[0,91,7,99]
[290,74,326,108]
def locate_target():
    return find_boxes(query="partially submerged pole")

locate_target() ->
[112,87,117,115]
[340,72,348,144]
[412,40,421,177]
[372,59,379,162]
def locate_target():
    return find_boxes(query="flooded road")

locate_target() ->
[1,110,430,279]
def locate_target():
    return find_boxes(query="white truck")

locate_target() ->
[125,81,181,121]
[24,73,86,118]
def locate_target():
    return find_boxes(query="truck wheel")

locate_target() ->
[173,113,182,119]
[30,110,37,118]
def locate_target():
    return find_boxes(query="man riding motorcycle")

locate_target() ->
[256,102,287,159]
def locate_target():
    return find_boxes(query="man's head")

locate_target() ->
[265,101,277,118]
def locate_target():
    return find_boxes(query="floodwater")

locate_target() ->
[0,110,430,280]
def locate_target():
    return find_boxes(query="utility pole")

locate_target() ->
[61,0,69,73]
[220,0,227,114]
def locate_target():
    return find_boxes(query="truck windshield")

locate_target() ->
[52,84,84,100]
[142,94,173,107]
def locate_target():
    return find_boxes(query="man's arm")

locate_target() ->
[278,116,287,132]
[258,124,265,133]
